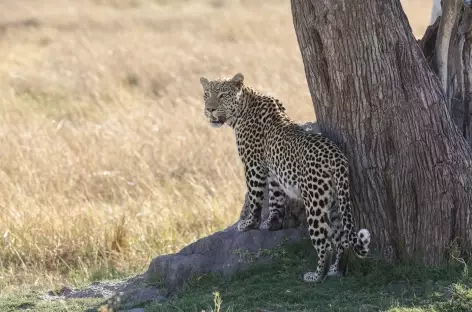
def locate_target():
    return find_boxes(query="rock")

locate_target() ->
[43,275,166,310]
[46,281,125,299]
[119,285,166,304]
[145,226,307,291]
[299,121,322,134]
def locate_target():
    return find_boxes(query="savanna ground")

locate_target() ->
[0,0,470,311]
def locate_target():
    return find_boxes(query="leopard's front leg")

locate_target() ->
[237,164,267,232]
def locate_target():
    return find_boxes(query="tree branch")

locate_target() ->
[435,0,463,109]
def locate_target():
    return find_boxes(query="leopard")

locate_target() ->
[199,72,371,283]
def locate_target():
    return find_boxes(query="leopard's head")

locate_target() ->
[199,73,244,128]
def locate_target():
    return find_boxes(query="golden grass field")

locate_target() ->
[0,0,432,292]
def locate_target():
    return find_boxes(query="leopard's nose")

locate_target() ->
[206,108,218,118]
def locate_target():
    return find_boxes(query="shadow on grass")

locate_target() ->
[146,240,472,312]
[1,239,469,312]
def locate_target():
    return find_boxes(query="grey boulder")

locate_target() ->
[145,226,307,291]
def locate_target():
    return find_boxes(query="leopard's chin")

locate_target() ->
[209,116,225,128]
[210,120,225,128]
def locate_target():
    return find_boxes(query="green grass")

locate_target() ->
[0,240,470,312]
[144,241,472,312]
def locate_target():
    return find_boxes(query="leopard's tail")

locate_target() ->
[334,159,371,259]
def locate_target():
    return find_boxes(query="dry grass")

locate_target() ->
[0,0,432,292]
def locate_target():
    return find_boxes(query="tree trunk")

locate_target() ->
[420,1,472,148]
[291,0,472,265]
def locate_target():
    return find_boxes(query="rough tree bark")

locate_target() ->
[291,0,472,264]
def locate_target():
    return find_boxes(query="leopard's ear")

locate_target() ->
[230,73,244,89]
[200,76,209,88]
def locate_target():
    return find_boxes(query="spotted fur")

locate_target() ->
[199,73,371,283]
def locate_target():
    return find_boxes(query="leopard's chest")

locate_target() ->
[269,169,300,199]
